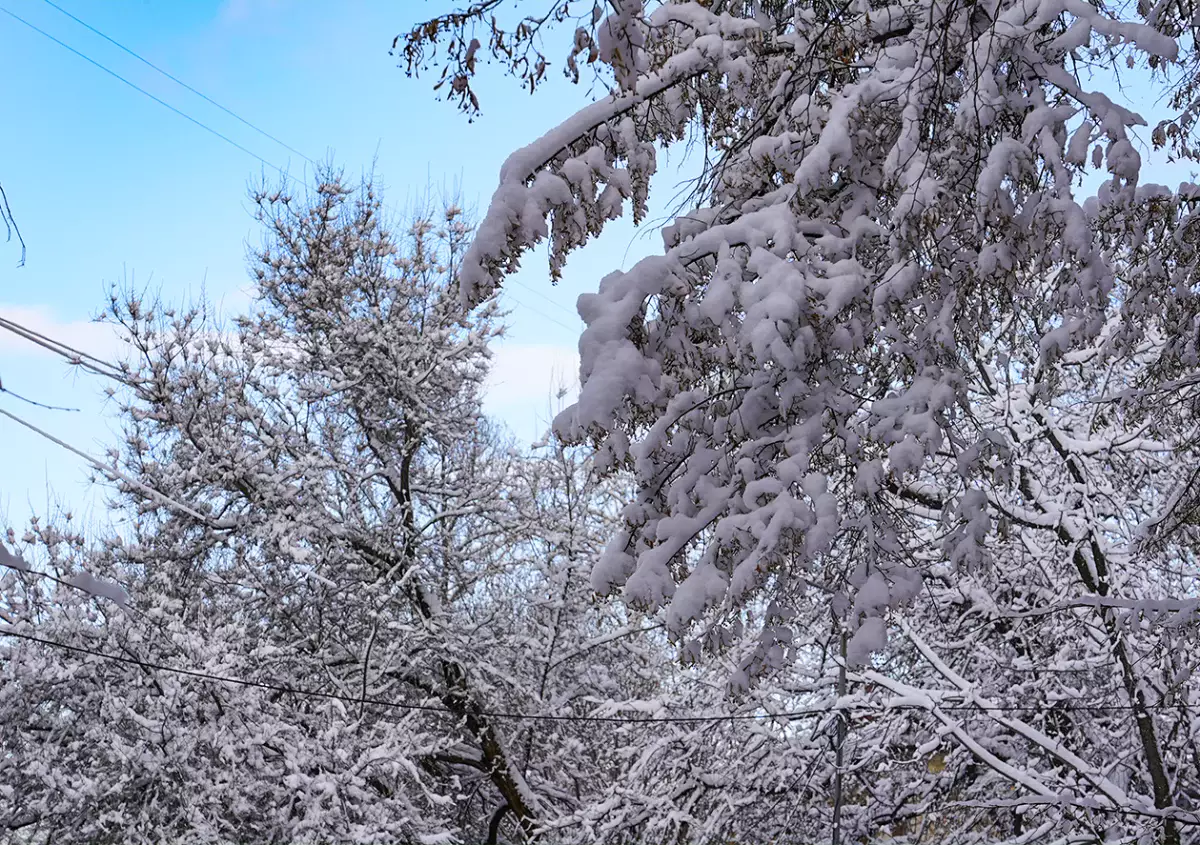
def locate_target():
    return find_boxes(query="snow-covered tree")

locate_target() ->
[0,172,685,844]
[404,1,1200,841]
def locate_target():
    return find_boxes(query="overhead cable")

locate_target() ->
[2,624,1194,725]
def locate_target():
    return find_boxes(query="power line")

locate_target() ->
[0,3,296,186]
[503,290,579,333]
[13,2,582,325]
[37,0,318,168]
[506,278,580,321]
[0,315,126,381]
[0,383,79,412]
[2,624,1194,724]
[0,405,212,524]
[0,626,818,724]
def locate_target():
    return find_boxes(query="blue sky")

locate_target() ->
[0,0,694,528]
[0,0,1190,532]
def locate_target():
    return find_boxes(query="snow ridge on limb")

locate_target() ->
[459,0,1179,646]
[460,3,762,306]
[436,2,1200,836]
[0,170,712,844]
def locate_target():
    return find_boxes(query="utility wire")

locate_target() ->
[0,313,128,422]
[503,290,579,333]
[0,383,78,412]
[12,2,581,324]
[2,624,1196,723]
[0,3,296,186]
[37,0,318,167]
[0,406,211,523]
[506,282,580,324]
[0,315,125,380]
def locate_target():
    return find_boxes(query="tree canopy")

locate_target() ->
[9,0,1200,841]
[396,0,1200,841]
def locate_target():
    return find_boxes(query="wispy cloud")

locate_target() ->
[484,342,580,439]
[0,306,580,427]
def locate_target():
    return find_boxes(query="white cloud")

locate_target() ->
[484,342,580,438]
[0,306,581,440]
[486,342,579,403]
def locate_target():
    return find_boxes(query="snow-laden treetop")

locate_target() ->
[404,0,1200,674]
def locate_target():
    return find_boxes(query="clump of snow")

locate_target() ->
[0,543,30,573]
[67,570,130,607]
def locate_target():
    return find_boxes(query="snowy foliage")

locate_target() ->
[0,175,678,843]
[404,0,1200,841]
[11,0,1200,838]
